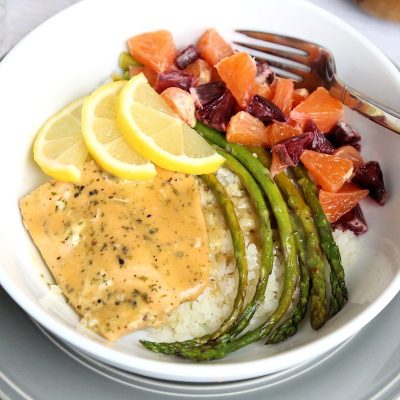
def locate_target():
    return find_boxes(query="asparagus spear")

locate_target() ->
[141,173,248,354]
[178,244,300,360]
[194,123,299,306]
[267,214,310,344]
[200,174,249,333]
[174,123,299,361]
[292,164,348,313]
[251,147,327,329]
[253,147,345,317]
[195,123,299,323]
[211,149,274,340]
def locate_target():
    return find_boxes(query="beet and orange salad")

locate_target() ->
[120,28,386,232]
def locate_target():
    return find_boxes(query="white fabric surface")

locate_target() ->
[3,0,400,64]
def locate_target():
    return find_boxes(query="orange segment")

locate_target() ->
[197,28,234,66]
[226,111,267,146]
[271,78,294,116]
[127,30,176,73]
[319,183,369,223]
[290,87,343,133]
[300,149,353,192]
[184,59,212,86]
[292,88,309,108]
[265,121,302,148]
[333,145,364,168]
[254,82,272,99]
[216,52,257,108]
[129,65,157,87]
[160,87,196,127]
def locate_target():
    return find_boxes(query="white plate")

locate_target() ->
[0,0,399,383]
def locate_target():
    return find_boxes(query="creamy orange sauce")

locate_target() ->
[20,161,211,340]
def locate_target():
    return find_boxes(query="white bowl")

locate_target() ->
[0,0,399,383]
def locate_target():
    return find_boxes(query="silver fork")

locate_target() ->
[234,30,400,134]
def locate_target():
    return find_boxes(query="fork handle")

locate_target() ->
[331,83,400,134]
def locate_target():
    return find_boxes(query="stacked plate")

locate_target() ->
[2,287,400,399]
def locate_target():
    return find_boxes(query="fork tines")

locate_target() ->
[234,29,312,82]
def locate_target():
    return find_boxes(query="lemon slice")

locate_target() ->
[81,81,156,180]
[117,73,225,174]
[33,97,88,182]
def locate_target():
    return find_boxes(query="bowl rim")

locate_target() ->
[1,0,400,383]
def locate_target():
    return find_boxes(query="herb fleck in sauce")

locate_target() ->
[19,161,211,341]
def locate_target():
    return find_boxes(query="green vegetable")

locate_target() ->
[111,73,126,81]
[250,147,327,329]
[195,123,299,326]
[195,123,298,293]
[267,214,310,344]
[213,149,274,341]
[292,164,348,314]
[118,51,141,71]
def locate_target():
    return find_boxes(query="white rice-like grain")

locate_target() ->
[333,229,359,267]
[148,168,278,341]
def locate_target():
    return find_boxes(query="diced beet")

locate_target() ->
[352,161,387,205]
[303,119,319,134]
[196,90,237,132]
[190,81,226,108]
[304,120,335,154]
[256,60,275,85]
[310,134,335,154]
[327,121,361,148]
[332,204,368,235]
[246,95,286,125]
[273,132,313,166]
[176,45,199,69]
[155,70,196,93]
